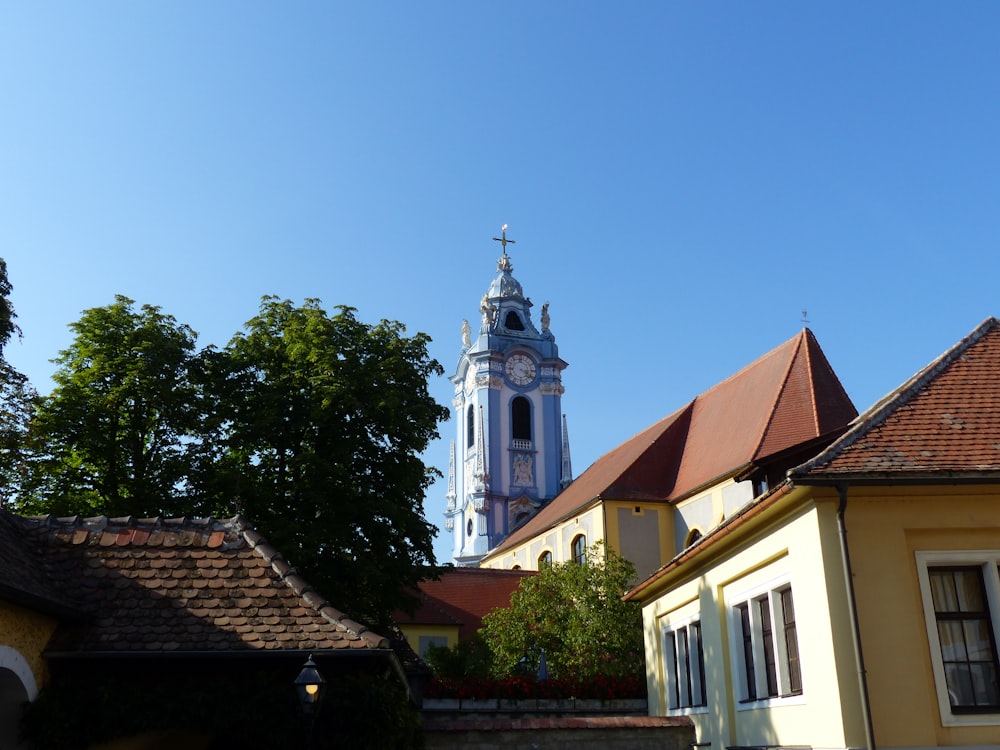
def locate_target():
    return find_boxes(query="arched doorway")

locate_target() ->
[0,647,36,750]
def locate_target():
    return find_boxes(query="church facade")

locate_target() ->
[444,230,570,566]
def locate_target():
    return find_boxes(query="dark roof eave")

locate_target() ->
[790,470,1000,486]
[43,647,400,660]
[43,647,411,697]
[0,585,88,621]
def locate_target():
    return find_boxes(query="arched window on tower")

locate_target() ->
[572,534,587,565]
[467,405,475,449]
[505,311,525,331]
[685,529,703,548]
[512,396,531,449]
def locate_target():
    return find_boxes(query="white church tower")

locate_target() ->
[445,228,570,566]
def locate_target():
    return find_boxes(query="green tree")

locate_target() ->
[0,258,36,507]
[0,258,21,351]
[207,297,449,625]
[481,543,644,681]
[16,296,205,517]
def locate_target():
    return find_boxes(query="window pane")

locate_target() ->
[572,535,587,565]
[664,631,678,709]
[930,570,959,612]
[781,588,802,695]
[964,620,995,661]
[930,566,1000,712]
[969,662,1000,707]
[955,569,987,612]
[678,628,691,707]
[938,621,969,662]
[737,603,756,701]
[945,663,976,708]
[691,622,706,707]
[758,597,778,697]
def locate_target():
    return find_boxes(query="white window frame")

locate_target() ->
[915,550,1000,727]
[661,611,709,715]
[727,573,805,710]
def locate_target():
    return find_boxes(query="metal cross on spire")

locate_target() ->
[492,224,515,255]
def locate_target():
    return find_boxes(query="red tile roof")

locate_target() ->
[396,567,534,640]
[793,317,1000,479]
[12,513,389,655]
[490,329,856,556]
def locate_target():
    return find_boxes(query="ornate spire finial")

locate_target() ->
[492,224,515,272]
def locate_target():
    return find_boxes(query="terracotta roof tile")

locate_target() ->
[8,513,389,655]
[491,329,856,555]
[794,317,1000,479]
[395,567,535,640]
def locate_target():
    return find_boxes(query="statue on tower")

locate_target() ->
[461,319,471,348]
[480,294,497,330]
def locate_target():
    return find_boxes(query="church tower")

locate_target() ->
[445,229,570,566]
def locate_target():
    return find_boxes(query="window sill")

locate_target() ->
[734,692,807,712]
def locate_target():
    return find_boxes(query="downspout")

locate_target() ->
[837,483,877,750]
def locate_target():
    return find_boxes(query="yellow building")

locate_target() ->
[481,329,858,579]
[626,317,1000,749]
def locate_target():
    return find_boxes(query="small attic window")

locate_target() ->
[753,475,769,497]
[504,311,525,331]
[685,529,703,548]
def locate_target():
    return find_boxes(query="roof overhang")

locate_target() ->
[789,470,1000,487]
[624,481,807,603]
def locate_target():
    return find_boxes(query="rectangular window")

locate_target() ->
[929,566,1000,712]
[781,587,802,694]
[733,584,803,704]
[916,551,1000,725]
[663,620,707,711]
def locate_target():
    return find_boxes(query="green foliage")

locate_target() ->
[9,292,448,627]
[0,258,21,353]
[481,543,644,682]
[0,362,37,506]
[15,296,204,517]
[205,297,449,625]
[20,668,423,750]
[424,632,493,680]
[0,259,35,506]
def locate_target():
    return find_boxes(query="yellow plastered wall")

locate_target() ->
[842,485,1000,748]
[398,624,459,656]
[0,599,58,695]
[482,502,606,570]
[604,500,675,580]
[483,499,676,574]
[640,491,865,750]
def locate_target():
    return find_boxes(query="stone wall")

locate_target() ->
[422,698,694,750]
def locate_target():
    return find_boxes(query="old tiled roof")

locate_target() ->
[0,511,82,617]
[395,568,534,641]
[792,317,1000,480]
[490,329,856,556]
[11,513,389,655]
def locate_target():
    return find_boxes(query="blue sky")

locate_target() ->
[3,3,1000,565]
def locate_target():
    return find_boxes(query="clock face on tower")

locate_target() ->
[505,353,536,386]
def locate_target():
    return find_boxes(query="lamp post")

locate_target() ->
[294,654,326,749]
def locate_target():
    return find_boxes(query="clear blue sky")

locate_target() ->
[3,3,1000,565]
